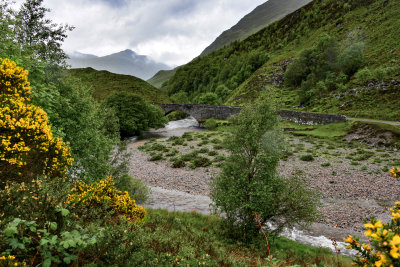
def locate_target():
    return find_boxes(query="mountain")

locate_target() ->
[67,49,172,80]
[200,0,312,56]
[67,67,171,103]
[165,0,400,121]
[68,51,98,59]
[147,68,177,89]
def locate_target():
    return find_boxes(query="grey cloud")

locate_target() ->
[42,0,266,66]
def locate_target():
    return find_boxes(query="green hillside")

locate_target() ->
[147,68,177,88]
[201,0,312,56]
[67,67,171,103]
[165,0,400,121]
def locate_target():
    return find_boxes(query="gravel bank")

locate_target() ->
[127,137,400,241]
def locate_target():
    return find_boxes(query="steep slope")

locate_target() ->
[67,49,172,80]
[67,67,171,103]
[147,68,177,88]
[166,0,400,121]
[201,0,312,56]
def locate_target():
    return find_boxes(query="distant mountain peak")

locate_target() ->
[67,49,172,80]
[68,51,98,59]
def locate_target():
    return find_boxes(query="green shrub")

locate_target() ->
[172,158,186,168]
[191,156,212,168]
[198,148,210,154]
[208,151,218,156]
[355,67,373,84]
[205,118,218,130]
[149,153,163,161]
[321,162,331,167]
[300,154,314,161]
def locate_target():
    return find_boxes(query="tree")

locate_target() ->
[197,92,221,105]
[15,0,73,66]
[210,95,320,241]
[104,92,167,137]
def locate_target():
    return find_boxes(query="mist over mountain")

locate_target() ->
[201,0,312,56]
[67,49,172,80]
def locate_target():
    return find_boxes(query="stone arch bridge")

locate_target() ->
[154,103,347,124]
[155,103,242,122]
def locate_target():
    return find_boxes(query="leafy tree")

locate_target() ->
[104,92,167,137]
[14,0,74,66]
[210,96,320,241]
[197,92,221,105]
[339,42,365,76]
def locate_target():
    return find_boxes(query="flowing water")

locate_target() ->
[133,117,356,256]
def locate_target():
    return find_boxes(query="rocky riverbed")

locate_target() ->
[127,118,400,254]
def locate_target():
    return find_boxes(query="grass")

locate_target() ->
[140,209,353,266]
[67,67,171,103]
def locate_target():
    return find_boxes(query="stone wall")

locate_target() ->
[278,110,347,125]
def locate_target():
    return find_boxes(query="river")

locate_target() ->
[131,116,356,256]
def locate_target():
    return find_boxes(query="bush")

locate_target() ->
[149,153,163,161]
[197,92,220,105]
[114,175,150,204]
[191,156,212,168]
[68,177,146,223]
[205,118,218,130]
[345,202,400,266]
[355,67,373,84]
[300,154,315,161]
[0,58,73,184]
[374,66,389,81]
[104,92,167,137]
[210,96,320,240]
[339,42,365,76]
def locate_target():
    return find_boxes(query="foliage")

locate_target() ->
[285,34,364,104]
[300,154,315,161]
[1,218,98,267]
[0,58,72,184]
[354,67,373,84]
[38,77,121,183]
[68,177,146,223]
[204,118,218,130]
[196,92,221,105]
[345,202,400,266]
[210,96,320,240]
[165,47,269,102]
[104,91,167,137]
[14,0,73,66]
[166,110,188,121]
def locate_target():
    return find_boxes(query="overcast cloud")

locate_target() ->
[13,0,266,66]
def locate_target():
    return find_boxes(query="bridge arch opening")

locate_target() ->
[165,110,190,121]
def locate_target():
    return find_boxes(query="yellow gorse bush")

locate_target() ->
[0,58,73,183]
[345,202,400,266]
[390,167,400,178]
[68,177,146,223]
[0,58,31,101]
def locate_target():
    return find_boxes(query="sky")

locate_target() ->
[13,0,267,67]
